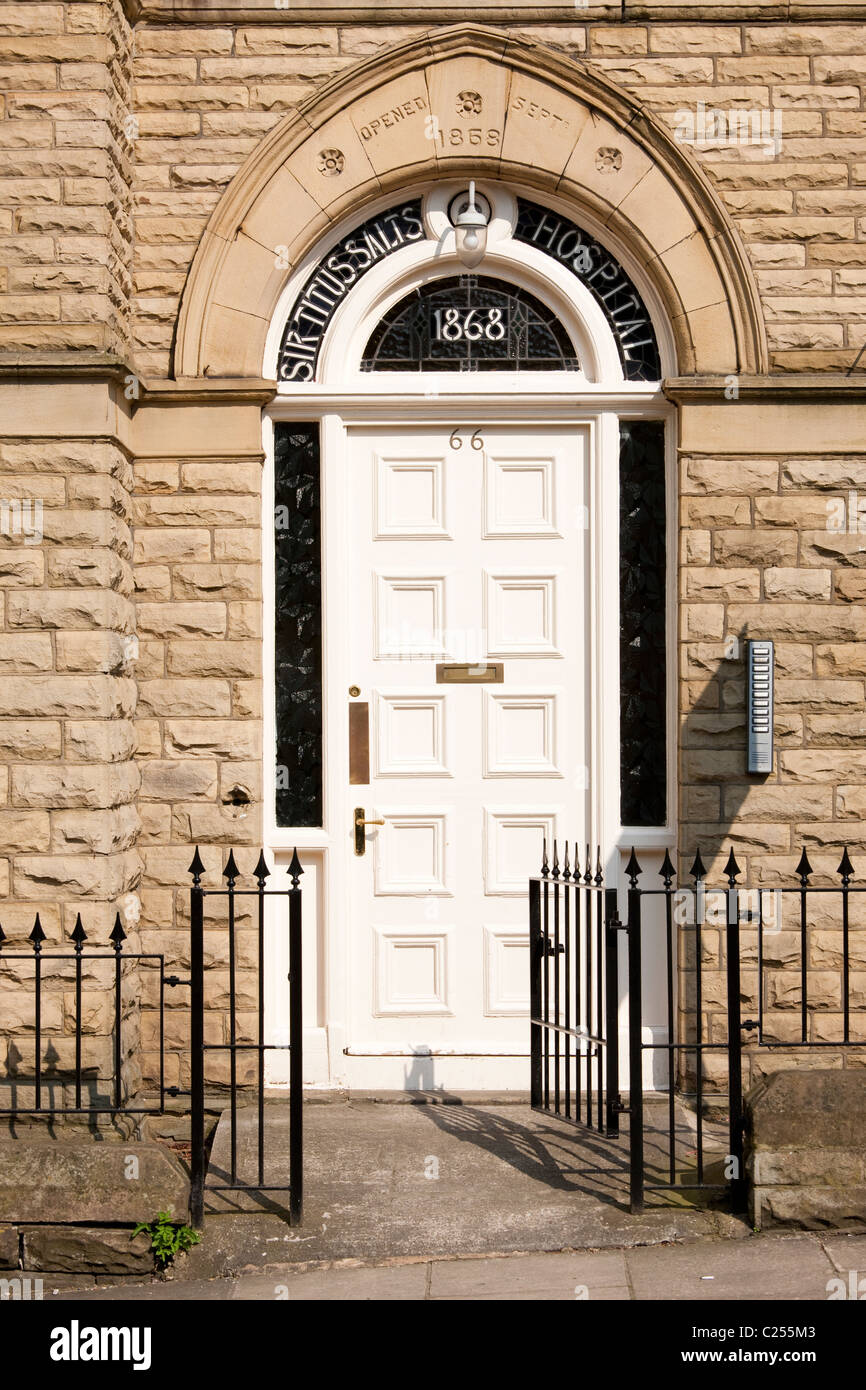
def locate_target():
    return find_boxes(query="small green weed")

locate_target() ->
[133,1211,201,1271]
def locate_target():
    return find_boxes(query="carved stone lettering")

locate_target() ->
[358,95,427,142]
[278,197,661,384]
[278,202,425,382]
[514,198,660,380]
[510,94,571,133]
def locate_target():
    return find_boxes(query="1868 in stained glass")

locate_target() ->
[274,423,323,827]
[361,275,580,373]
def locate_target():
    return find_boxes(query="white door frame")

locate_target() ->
[262,384,676,1087]
[259,177,678,1086]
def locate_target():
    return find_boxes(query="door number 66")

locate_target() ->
[450,428,485,451]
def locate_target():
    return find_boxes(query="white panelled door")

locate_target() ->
[345,422,590,1081]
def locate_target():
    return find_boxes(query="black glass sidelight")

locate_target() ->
[361,275,580,373]
[619,420,667,826]
[274,423,323,827]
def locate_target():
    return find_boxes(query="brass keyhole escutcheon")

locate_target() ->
[349,685,361,698]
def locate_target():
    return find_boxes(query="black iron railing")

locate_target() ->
[628,846,866,1211]
[0,850,305,1230]
[188,848,303,1228]
[625,848,746,1213]
[0,912,173,1117]
[530,842,866,1216]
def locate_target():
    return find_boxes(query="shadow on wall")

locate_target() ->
[679,625,771,882]
[675,627,866,1084]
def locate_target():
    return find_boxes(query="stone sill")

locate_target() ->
[123,1,866,21]
[141,377,277,405]
[665,374,866,403]
[0,353,131,382]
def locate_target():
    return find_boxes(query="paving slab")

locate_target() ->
[626,1233,837,1301]
[821,1233,866,1278]
[51,1278,233,1301]
[428,1249,629,1299]
[231,1263,430,1300]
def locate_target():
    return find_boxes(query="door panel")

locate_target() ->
[347,424,590,1060]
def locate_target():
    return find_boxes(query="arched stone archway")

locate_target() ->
[174,23,767,382]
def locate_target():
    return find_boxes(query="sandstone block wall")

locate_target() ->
[0,0,133,361]
[133,436,264,1092]
[678,404,866,1088]
[122,19,866,377]
[0,382,141,1101]
[681,444,866,880]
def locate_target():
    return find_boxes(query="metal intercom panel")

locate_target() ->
[747,639,774,774]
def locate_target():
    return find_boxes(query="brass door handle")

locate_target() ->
[354,807,384,856]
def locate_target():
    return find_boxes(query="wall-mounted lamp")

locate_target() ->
[451,181,490,268]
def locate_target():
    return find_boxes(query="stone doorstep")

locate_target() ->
[0,1141,189,1225]
[21,1226,154,1277]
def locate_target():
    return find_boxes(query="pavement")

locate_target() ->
[27,1098,866,1301]
[47,1232,866,1301]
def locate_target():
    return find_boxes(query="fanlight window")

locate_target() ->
[360,275,580,373]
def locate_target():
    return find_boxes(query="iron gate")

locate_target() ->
[528,844,622,1137]
[530,840,866,1213]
